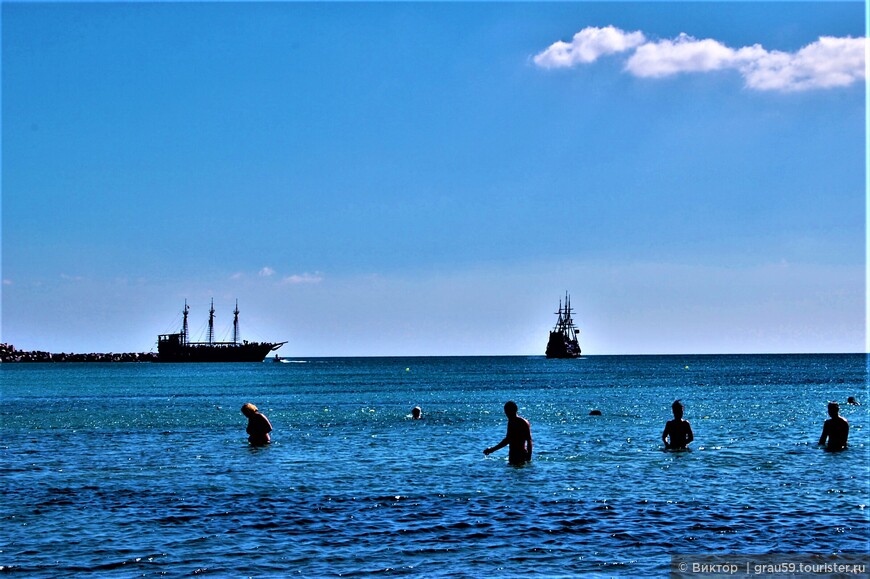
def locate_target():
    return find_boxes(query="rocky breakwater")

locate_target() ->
[0,343,157,363]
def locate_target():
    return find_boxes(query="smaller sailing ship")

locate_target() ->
[545,293,581,359]
[157,299,286,363]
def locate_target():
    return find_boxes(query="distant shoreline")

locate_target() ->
[0,343,157,363]
[0,344,864,362]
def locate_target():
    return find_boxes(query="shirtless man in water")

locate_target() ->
[484,401,532,465]
[662,399,694,449]
[818,401,849,451]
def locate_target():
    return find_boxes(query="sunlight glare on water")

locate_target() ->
[1,355,867,575]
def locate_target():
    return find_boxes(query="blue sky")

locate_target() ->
[2,2,866,356]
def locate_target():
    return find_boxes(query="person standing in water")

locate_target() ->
[818,401,849,451]
[662,399,694,449]
[241,403,272,446]
[483,401,532,465]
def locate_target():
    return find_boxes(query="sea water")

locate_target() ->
[1,355,867,576]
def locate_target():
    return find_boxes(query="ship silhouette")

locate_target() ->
[157,300,285,362]
[545,293,581,359]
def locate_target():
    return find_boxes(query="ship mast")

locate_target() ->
[232,299,240,345]
[182,300,190,345]
[566,292,573,340]
[564,292,578,341]
[554,298,564,331]
[207,298,216,344]
[554,292,579,339]
[553,294,570,334]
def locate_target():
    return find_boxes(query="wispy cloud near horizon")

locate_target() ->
[281,272,324,285]
[229,268,324,285]
[534,26,866,92]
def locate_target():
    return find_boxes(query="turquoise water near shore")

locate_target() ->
[1,355,867,576]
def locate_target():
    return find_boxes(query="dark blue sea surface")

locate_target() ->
[1,355,867,576]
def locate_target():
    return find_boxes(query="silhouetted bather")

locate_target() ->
[241,403,272,446]
[411,406,423,420]
[662,399,693,449]
[484,401,532,465]
[818,401,849,451]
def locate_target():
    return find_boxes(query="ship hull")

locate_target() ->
[157,341,282,363]
[545,332,581,359]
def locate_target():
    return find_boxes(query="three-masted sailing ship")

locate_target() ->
[545,293,581,359]
[157,300,285,362]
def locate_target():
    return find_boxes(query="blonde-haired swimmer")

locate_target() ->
[241,403,272,446]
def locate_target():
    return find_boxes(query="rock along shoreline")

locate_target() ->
[0,343,157,363]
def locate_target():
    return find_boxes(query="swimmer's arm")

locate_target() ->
[484,437,509,456]
[818,422,829,446]
[662,424,671,448]
[686,422,694,446]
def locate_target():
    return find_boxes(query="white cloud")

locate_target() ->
[740,36,867,91]
[625,33,765,77]
[535,26,866,92]
[2,279,12,286]
[281,272,323,285]
[533,26,645,69]
[259,267,275,277]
